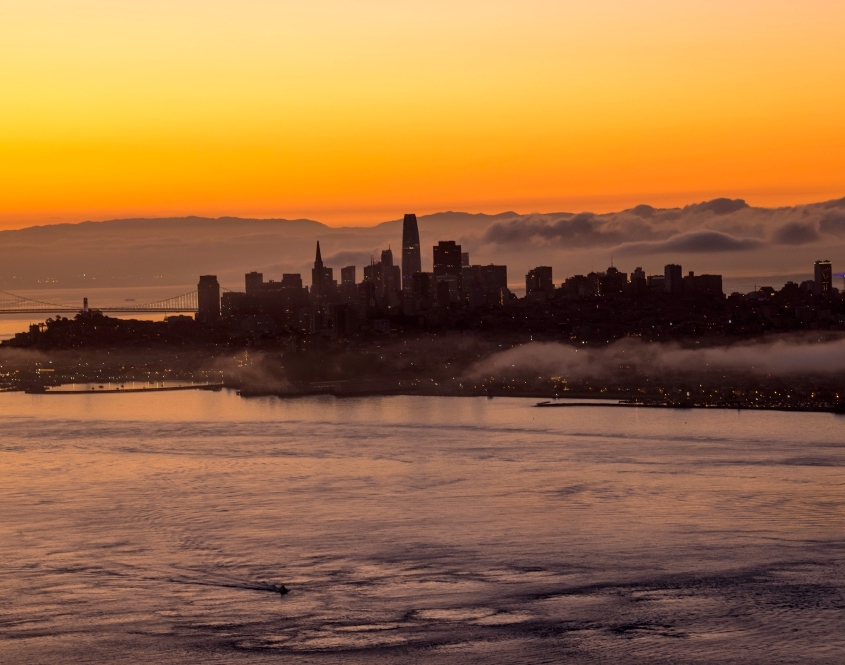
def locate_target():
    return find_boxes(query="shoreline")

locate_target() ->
[25,384,224,395]
[7,382,844,413]
[534,400,845,415]
[234,387,845,414]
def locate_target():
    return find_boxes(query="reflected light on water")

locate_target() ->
[0,393,843,664]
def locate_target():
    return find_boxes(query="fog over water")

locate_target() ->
[1,392,843,664]
[469,335,845,380]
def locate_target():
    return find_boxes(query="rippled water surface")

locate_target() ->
[1,393,843,664]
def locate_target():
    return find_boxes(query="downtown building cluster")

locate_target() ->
[194,215,839,340]
[196,214,511,333]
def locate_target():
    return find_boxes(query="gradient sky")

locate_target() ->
[2,0,845,229]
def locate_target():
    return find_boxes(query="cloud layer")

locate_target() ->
[0,197,843,292]
[479,198,845,256]
[468,336,845,382]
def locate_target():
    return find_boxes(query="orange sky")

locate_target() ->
[2,0,845,229]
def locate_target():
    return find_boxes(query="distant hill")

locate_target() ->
[0,212,521,289]
[0,199,842,291]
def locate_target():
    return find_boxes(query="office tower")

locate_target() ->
[815,260,832,297]
[364,258,382,286]
[245,271,263,297]
[311,241,334,299]
[469,264,508,305]
[696,274,723,296]
[461,252,470,267]
[340,265,357,302]
[402,214,422,290]
[600,266,627,295]
[664,264,683,294]
[281,273,303,289]
[197,275,221,322]
[682,271,698,294]
[363,250,401,307]
[630,266,647,293]
[411,272,434,307]
[382,248,401,304]
[433,241,462,279]
[476,264,507,293]
[433,240,463,301]
[382,247,393,267]
[525,266,554,298]
[341,266,356,285]
[311,241,324,297]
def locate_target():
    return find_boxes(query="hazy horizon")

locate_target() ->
[4,2,845,230]
[4,189,845,232]
[0,196,842,295]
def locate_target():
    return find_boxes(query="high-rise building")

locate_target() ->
[526,266,554,298]
[341,266,356,285]
[815,260,832,297]
[433,240,463,300]
[311,240,324,297]
[340,265,357,302]
[364,249,401,307]
[467,264,508,305]
[664,264,683,294]
[383,248,401,304]
[311,241,334,300]
[402,214,422,291]
[599,266,627,295]
[433,241,462,279]
[696,274,723,296]
[381,247,394,267]
[197,275,220,322]
[630,267,647,293]
[245,271,263,297]
[281,273,303,289]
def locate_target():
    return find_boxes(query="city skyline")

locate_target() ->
[1,197,844,296]
[3,4,844,663]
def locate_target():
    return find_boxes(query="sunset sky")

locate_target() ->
[2,0,845,229]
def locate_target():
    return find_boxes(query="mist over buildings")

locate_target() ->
[1,197,843,293]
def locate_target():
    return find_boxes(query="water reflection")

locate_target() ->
[0,393,843,663]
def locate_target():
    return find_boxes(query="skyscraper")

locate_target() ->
[525,266,554,298]
[341,266,356,286]
[311,241,334,300]
[433,241,462,279]
[245,271,263,297]
[381,247,401,304]
[197,275,220,322]
[815,260,832,297]
[402,214,421,291]
[433,240,462,303]
[340,265,357,302]
[664,264,683,294]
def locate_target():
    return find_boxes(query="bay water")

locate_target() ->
[1,392,843,663]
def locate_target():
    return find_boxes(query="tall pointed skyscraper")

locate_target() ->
[311,241,326,299]
[401,214,421,291]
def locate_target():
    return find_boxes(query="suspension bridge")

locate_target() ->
[0,289,199,314]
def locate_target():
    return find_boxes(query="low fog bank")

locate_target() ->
[211,334,845,396]
[4,333,844,395]
[2,197,844,291]
[468,334,845,382]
